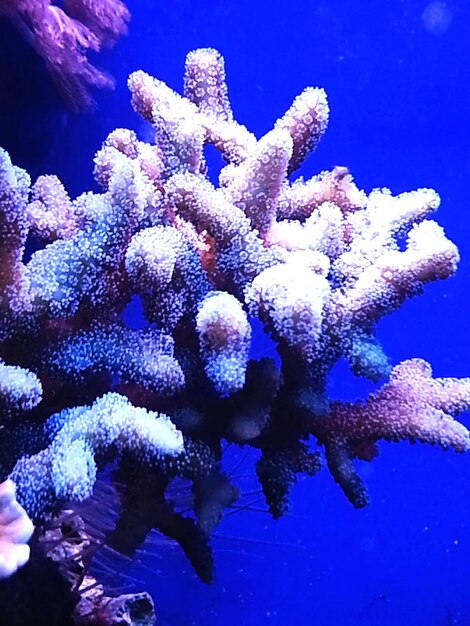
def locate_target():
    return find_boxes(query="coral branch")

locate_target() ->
[0,479,34,579]
[306,359,470,506]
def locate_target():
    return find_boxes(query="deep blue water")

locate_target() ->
[1,1,470,624]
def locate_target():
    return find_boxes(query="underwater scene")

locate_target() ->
[0,1,469,625]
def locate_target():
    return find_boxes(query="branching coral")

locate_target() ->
[0,47,469,623]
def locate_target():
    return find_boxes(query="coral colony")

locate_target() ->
[1,47,470,621]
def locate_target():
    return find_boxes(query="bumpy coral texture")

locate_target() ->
[0,479,34,579]
[0,0,130,108]
[0,48,469,589]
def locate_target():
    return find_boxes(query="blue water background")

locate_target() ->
[1,1,470,624]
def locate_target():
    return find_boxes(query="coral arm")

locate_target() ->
[306,360,470,506]
[196,291,251,394]
[0,479,34,579]
[0,148,31,328]
[0,361,42,420]
[183,48,256,163]
[9,393,184,520]
[27,174,82,241]
[223,128,293,235]
[125,225,209,330]
[274,86,329,174]
[184,48,233,121]
[45,324,185,395]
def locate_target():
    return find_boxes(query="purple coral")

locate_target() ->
[0,479,34,579]
[0,0,130,109]
[0,49,469,622]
